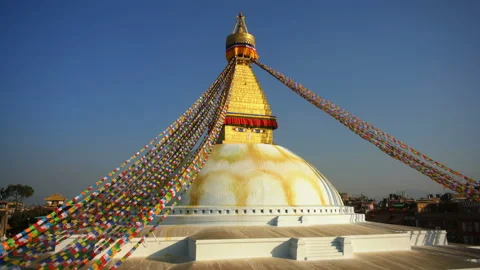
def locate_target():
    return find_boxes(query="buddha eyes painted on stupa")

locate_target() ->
[233,127,247,132]
[232,127,266,133]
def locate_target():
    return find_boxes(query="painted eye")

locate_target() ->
[233,127,246,132]
[252,129,265,134]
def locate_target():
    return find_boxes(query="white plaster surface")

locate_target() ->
[50,223,451,265]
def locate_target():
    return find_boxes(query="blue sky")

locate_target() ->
[0,1,479,204]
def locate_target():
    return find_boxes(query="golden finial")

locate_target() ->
[225,12,258,61]
[232,12,249,34]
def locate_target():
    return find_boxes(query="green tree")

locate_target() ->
[0,187,7,200]
[1,184,35,212]
[8,206,52,236]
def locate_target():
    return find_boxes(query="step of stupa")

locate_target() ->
[304,238,344,260]
[306,253,345,260]
[307,246,342,252]
[306,242,342,247]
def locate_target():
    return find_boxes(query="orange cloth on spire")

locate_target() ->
[226,46,259,61]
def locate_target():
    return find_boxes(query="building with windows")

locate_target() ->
[415,200,480,245]
[366,192,480,245]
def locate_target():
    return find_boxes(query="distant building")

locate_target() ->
[340,193,349,201]
[44,193,67,208]
[341,193,376,214]
[367,192,480,245]
[0,201,8,238]
[6,201,24,214]
[414,199,480,244]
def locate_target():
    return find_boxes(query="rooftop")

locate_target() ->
[137,222,422,239]
[44,193,66,201]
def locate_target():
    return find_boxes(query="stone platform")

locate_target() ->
[112,222,447,262]
[113,245,480,270]
[51,222,450,268]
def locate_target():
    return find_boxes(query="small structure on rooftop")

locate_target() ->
[44,193,66,208]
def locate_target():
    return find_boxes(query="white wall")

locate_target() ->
[344,233,411,253]
[192,238,291,260]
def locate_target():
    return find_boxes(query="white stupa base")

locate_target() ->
[154,205,365,226]
[53,223,448,264]
[44,206,450,266]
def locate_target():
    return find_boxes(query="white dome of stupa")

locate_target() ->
[179,143,344,207]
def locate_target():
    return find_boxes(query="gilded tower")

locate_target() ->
[219,12,278,144]
[178,13,344,209]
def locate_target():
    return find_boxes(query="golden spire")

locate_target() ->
[218,13,277,145]
[225,12,258,61]
[231,12,249,34]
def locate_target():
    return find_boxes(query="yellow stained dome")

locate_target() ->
[179,144,344,207]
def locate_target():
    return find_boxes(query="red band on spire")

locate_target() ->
[224,116,278,129]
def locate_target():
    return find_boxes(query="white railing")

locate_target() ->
[162,205,354,216]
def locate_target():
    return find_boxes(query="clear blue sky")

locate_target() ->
[1,1,479,204]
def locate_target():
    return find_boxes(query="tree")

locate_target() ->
[8,206,52,236]
[0,187,7,200]
[1,184,35,212]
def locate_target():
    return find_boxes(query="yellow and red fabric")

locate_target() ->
[225,115,278,129]
[226,44,259,61]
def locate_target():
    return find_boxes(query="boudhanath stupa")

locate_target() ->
[163,11,349,226]
[33,13,480,270]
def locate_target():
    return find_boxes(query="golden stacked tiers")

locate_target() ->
[227,65,271,115]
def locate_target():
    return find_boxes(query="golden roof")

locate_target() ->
[44,193,66,201]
